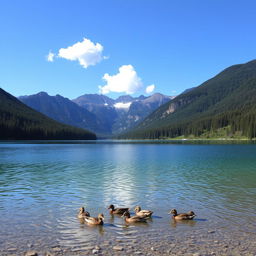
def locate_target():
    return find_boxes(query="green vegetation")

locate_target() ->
[0,88,96,140]
[120,60,256,140]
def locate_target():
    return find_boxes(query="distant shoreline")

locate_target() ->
[0,138,255,145]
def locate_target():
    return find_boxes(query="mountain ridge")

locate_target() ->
[19,91,104,134]
[0,88,96,140]
[120,59,256,139]
[20,92,173,136]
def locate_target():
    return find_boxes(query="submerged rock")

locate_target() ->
[52,247,61,252]
[25,251,38,256]
[45,252,53,256]
[92,249,99,254]
[113,245,124,251]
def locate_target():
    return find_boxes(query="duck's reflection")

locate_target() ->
[122,222,149,228]
[79,219,105,235]
[170,219,197,228]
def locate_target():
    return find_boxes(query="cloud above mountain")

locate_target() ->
[146,84,155,94]
[99,65,154,95]
[47,38,106,68]
[47,39,154,95]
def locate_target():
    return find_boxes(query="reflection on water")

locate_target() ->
[170,219,197,228]
[0,142,256,252]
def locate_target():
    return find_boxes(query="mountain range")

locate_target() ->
[2,59,256,140]
[20,92,173,137]
[121,59,256,139]
[0,88,96,140]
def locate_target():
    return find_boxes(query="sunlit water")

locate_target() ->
[0,141,256,254]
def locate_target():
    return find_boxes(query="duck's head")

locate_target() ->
[121,211,131,218]
[169,209,177,215]
[134,206,141,212]
[79,207,85,213]
[108,204,115,210]
[98,213,104,220]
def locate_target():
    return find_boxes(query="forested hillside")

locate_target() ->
[120,60,256,139]
[0,88,96,140]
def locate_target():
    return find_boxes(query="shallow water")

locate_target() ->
[0,141,256,255]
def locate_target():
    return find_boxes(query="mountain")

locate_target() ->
[120,59,256,139]
[115,95,134,103]
[73,94,115,106]
[0,88,96,140]
[19,92,106,135]
[19,91,173,136]
[72,94,117,135]
[112,93,174,133]
[181,87,196,94]
[73,93,173,134]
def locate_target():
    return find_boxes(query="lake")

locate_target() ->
[0,141,256,255]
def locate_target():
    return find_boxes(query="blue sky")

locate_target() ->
[0,0,255,99]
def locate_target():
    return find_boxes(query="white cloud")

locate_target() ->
[99,65,143,94]
[47,38,105,68]
[47,51,55,62]
[114,102,132,109]
[146,84,155,94]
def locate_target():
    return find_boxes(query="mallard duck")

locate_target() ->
[169,209,196,220]
[108,204,129,215]
[122,211,147,223]
[134,206,153,218]
[77,207,90,218]
[84,213,104,225]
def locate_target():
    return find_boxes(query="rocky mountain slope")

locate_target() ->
[120,60,256,139]
[73,93,173,134]
[20,92,173,136]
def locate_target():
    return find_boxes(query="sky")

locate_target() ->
[0,0,256,99]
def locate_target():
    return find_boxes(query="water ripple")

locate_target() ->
[0,142,256,252]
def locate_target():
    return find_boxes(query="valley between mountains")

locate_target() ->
[19,92,174,137]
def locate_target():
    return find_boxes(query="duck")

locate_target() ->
[134,206,153,218]
[122,211,147,223]
[77,207,90,218]
[169,209,196,220]
[83,213,104,225]
[108,204,129,215]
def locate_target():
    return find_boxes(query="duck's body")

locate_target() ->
[122,211,147,223]
[84,213,104,225]
[134,206,153,218]
[108,204,129,215]
[77,207,90,218]
[169,209,196,220]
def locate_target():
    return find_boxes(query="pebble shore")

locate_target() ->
[2,230,256,256]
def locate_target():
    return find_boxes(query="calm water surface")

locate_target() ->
[0,141,256,254]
